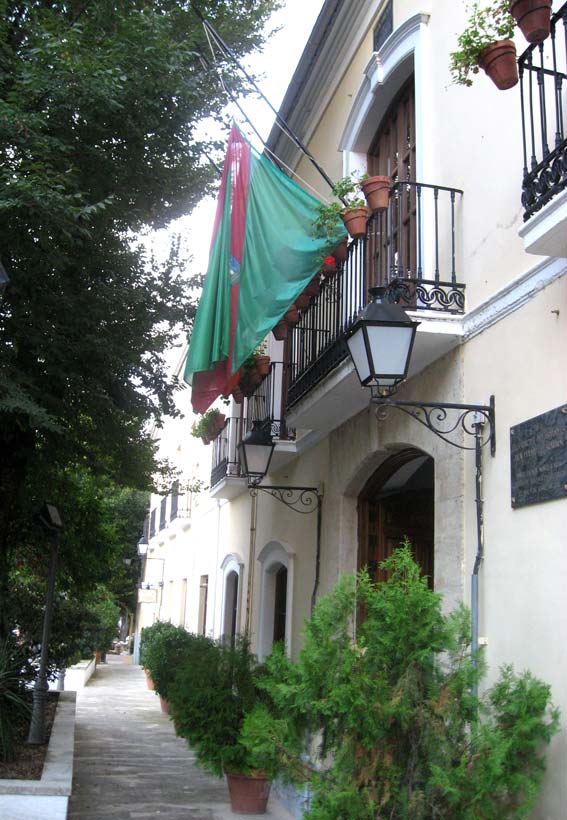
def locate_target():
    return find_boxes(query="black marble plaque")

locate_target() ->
[510,404,567,508]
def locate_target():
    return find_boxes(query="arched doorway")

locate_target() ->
[222,570,239,646]
[358,449,434,586]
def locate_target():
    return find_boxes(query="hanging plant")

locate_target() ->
[191,408,225,445]
[450,0,518,89]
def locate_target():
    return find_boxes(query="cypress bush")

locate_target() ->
[242,542,560,820]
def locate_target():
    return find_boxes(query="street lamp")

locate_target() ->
[345,286,419,396]
[238,421,276,485]
[344,287,496,690]
[27,503,63,745]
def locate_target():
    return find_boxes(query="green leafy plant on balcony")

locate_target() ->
[450,0,515,86]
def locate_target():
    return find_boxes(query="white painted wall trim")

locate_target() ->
[463,256,567,341]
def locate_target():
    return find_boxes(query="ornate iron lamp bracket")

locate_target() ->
[371,394,496,455]
[248,484,322,514]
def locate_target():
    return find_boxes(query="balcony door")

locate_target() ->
[367,78,417,285]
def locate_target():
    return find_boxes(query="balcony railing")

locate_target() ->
[287,181,464,408]
[519,4,567,219]
[211,415,243,488]
[210,362,295,487]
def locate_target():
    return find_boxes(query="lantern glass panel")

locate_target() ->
[346,327,371,383]
[242,442,274,478]
[367,325,414,379]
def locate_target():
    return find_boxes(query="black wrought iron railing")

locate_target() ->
[243,360,294,441]
[211,415,243,487]
[287,181,464,408]
[210,363,295,488]
[519,3,567,219]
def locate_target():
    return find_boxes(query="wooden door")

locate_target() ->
[368,79,417,287]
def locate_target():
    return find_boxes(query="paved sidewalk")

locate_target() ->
[68,655,294,820]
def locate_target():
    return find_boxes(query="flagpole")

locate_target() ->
[191,4,345,203]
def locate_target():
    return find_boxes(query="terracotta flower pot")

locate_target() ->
[341,206,369,239]
[284,306,300,326]
[214,413,226,432]
[295,292,311,309]
[478,40,519,90]
[239,377,256,398]
[510,0,551,44]
[255,355,270,377]
[304,277,320,298]
[225,771,271,814]
[144,669,155,691]
[232,386,243,404]
[360,175,391,212]
[333,240,348,263]
[272,320,288,341]
[159,696,170,714]
[249,368,263,388]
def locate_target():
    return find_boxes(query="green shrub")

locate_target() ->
[140,621,197,701]
[169,636,276,778]
[0,639,31,763]
[244,542,559,820]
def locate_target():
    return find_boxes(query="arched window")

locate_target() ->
[257,541,295,660]
[220,554,243,645]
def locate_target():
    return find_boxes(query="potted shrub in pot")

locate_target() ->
[169,637,279,814]
[141,622,196,714]
[450,0,518,90]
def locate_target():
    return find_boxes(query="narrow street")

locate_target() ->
[68,656,294,820]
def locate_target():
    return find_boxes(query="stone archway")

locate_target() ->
[358,448,434,586]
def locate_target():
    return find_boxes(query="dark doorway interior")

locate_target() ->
[358,450,434,587]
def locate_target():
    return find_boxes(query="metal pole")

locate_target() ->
[244,491,258,635]
[471,424,484,698]
[27,533,59,745]
[191,5,341,199]
[310,494,323,614]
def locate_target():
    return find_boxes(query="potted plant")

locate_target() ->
[450,0,518,89]
[333,239,349,264]
[191,408,225,445]
[359,172,392,212]
[284,304,300,327]
[141,622,197,714]
[510,0,551,44]
[321,255,337,278]
[169,637,279,814]
[244,544,559,819]
[272,320,288,342]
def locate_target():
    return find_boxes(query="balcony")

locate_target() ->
[518,3,567,257]
[209,362,297,497]
[286,181,465,430]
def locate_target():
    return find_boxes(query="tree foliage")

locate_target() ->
[244,544,560,820]
[0,0,280,632]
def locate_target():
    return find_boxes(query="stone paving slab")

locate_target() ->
[68,656,294,820]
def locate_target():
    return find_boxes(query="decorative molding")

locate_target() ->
[340,12,430,154]
[463,256,567,341]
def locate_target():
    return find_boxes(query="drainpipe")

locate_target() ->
[244,490,258,636]
[310,486,324,614]
[471,422,484,697]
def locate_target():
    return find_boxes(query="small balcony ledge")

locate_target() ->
[518,187,567,259]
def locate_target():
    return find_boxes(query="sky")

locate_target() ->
[151,0,325,284]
